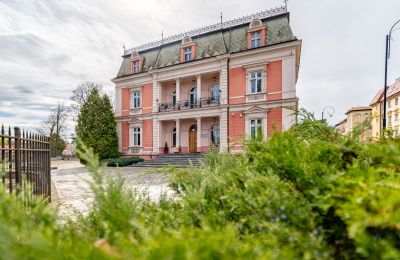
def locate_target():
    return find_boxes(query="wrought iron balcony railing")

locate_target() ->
[158,97,220,112]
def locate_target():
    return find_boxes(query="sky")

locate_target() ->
[0,0,400,136]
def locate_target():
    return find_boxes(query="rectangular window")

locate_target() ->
[250,71,263,94]
[396,97,399,106]
[132,91,141,108]
[250,119,263,139]
[396,113,399,121]
[133,60,139,73]
[250,31,262,48]
[184,47,192,62]
[389,116,392,126]
[133,127,141,146]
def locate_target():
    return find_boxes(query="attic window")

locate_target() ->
[180,36,196,63]
[247,19,266,49]
[130,51,144,74]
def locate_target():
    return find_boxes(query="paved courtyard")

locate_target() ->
[51,160,173,218]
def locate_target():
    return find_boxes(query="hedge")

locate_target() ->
[103,157,144,167]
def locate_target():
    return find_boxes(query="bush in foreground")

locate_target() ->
[0,111,399,259]
[103,157,144,167]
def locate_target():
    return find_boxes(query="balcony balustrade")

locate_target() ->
[158,97,220,112]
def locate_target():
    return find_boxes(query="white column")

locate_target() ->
[197,117,201,152]
[219,59,228,105]
[197,74,202,99]
[220,108,228,152]
[152,77,160,112]
[176,78,180,102]
[152,117,160,154]
[175,119,180,148]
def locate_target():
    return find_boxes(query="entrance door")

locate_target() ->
[189,124,197,153]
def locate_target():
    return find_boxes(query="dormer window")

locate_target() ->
[180,36,196,63]
[130,51,143,74]
[184,47,192,62]
[250,31,262,48]
[247,19,266,49]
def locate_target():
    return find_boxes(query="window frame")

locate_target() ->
[210,124,220,146]
[184,47,192,62]
[250,118,263,139]
[133,60,140,73]
[249,71,263,94]
[132,91,141,108]
[133,127,141,147]
[250,31,262,48]
[171,127,177,147]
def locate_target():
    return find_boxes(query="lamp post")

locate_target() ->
[321,106,335,121]
[383,19,400,130]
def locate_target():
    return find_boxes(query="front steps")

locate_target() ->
[134,153,204,168]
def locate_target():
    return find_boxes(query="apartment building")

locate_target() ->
[112,6,302,158]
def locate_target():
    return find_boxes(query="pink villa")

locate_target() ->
[112,6,301,159]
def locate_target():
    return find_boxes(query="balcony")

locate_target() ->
[158,97,220,112]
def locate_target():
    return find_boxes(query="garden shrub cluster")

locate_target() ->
[0,110,400,259]
[103,157,144,167]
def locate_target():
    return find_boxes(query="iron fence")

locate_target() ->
[158,97,220,112]
[0,125,51,204]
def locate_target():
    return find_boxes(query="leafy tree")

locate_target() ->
[50,133,66,157]
[76,89,118,161]
[70,81,103,117]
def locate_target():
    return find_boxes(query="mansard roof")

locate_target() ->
[115,7,297,79]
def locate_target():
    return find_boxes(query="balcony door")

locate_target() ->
[188,124,197,153]
[189,87,197,108]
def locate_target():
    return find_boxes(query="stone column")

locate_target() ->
[175,119,180,148]
[152,117,160,154]
[176,78,180,103]
[197,117,202,152]
[220,108,228,152]
[196,74,202,100]
[219,59,228,105]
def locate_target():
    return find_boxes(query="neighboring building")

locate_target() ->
[112,6,302,158]
[335,107,372,141]
[370,78,400,138]
[335,118,347,134]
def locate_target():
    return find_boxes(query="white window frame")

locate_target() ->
[133,60,139,73]
[132,91,141,108]
[133,127,141,147]
[250,118,263,139]
[184,47,192,62]
[250,31,262,48]
[249,71,263,94]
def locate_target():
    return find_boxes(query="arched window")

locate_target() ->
[211,124,220,145]
[172,91,176,107]
[189,87,197,107]
[172,127,177,147]
[211,85,220,102]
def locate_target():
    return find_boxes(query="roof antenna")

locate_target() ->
[220,12,223,29]
[122,43,126,55]
[161,30,164,43]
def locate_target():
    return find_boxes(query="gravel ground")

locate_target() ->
[51,160,173,218]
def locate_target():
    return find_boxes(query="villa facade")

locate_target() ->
[112,6,302,158]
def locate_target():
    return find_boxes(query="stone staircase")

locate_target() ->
[134,153,204,168]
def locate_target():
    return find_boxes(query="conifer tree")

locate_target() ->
[76,89,119,161]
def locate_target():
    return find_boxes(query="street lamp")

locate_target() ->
[321,106,335,121]
[383,19,400,130]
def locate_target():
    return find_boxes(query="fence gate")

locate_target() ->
[0,126,51,204]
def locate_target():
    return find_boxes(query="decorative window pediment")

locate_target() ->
[180,36,197,63]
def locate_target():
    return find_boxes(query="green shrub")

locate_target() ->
[103,157,144,167]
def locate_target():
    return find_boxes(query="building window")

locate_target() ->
[133,127,141,147]
[211,85,220,102]
[250,31,262,48]
[396,113,399,121]
[133,60,139,73]
[132,91,141,108]
[189,87,197,107]
[250,119,263,139]
[388,100,391,108]
[184,47,192,62]
[211,124,220,145]
[172,128,177,147]
[172,91,176,106]
[389,116,392,126]
[396,97,399,106]
[250,71,263,94]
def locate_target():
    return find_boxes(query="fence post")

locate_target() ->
[14,127,21,194]
[47,136,51,202]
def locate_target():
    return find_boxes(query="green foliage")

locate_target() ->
[50,133,66,157]
[103,157,144,167]
[1,111,400,259]
[76,89,119,161]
